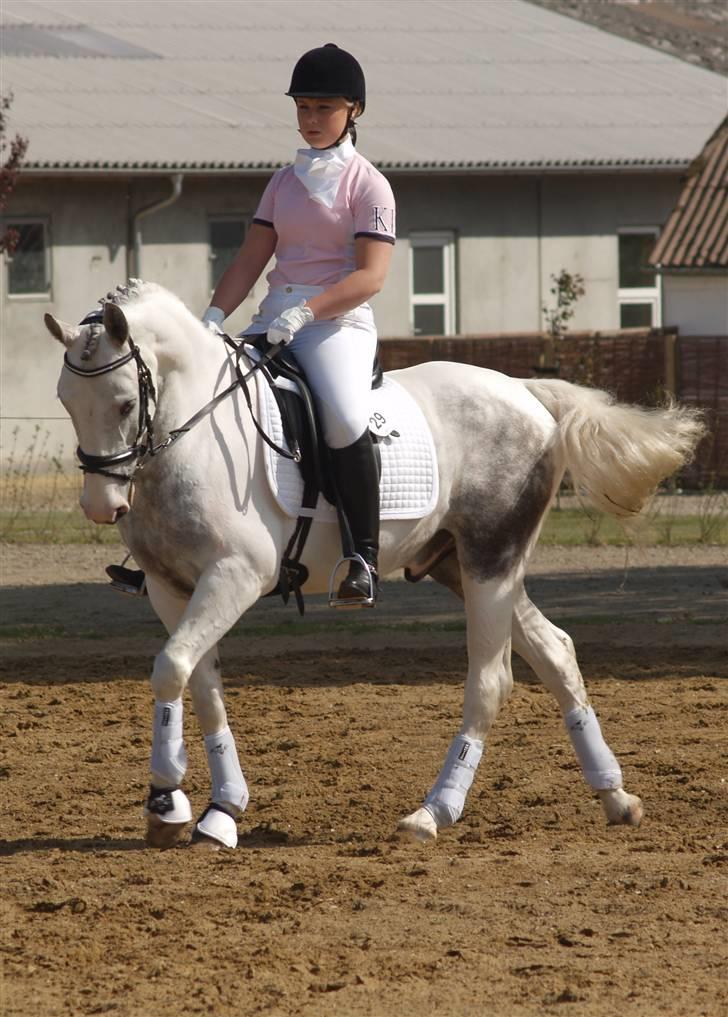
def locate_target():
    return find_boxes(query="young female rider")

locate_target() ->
[201,43,395,604]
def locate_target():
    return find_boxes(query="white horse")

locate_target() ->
[45,281,703,850]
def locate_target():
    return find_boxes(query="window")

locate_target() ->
[618,229,661,328]
[4,219,50,296]
[409,231,456,335]
[209,217,246,289]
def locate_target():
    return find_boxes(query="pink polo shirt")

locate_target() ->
[253,150,396,288]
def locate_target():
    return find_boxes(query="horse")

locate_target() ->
[44,281,704,850]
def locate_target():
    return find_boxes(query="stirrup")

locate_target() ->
[106,555,147,596]
[328,553,377,610]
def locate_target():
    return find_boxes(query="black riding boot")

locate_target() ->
[329,430,380,603]
[106,562,147,596]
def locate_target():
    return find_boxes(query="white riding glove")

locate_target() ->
[267,301,314,346]
[201,305,226,336]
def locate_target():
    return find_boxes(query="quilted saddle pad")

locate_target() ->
[253,366,438,522]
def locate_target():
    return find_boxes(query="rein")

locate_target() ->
[65,311,292,484]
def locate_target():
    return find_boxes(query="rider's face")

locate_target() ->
[295,97,353,149]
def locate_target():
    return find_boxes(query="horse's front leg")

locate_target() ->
[145,561,262,849]
[512,590,643,827]
[399,571,518,842]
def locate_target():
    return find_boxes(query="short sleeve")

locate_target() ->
[252,171,279,228]
[352,168,396,245]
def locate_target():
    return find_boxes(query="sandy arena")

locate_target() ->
[1,543,726,1017]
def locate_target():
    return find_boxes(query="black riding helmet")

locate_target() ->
[286,43,366,114]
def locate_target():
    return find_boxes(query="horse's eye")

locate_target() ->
[120,400,136,418]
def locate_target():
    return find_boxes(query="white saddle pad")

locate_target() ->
[253,359,438,522]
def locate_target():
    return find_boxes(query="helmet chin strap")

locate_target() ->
[329,120,355,149]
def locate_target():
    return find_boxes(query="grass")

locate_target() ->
[3,506,725,546]
[539,506,727,547]
[1,437,726,547]
[0,509,123,544]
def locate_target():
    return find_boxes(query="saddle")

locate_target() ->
[244,336,384,614]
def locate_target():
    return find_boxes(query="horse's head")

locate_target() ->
[46,299,149,524]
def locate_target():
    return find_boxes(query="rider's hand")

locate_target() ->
[201,305,226,336]
[267,302,314,346]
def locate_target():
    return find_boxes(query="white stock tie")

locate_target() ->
[293,137,355,208]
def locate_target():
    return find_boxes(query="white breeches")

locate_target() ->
[242,283,378,449]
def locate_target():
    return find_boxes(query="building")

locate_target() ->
[649,116,728,336]
[1,0,725,458]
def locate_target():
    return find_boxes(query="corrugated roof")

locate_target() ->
[650,116,728,269]
[1,0,726,172]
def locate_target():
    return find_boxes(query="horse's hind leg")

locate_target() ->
[399,570,518,842]
[512,589,643,826]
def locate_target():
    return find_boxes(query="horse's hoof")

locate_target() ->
[192,804,238,849]
[600,789,644,827]
[189,832,223,852]
[143,787,192,848]
[397,807,438,842]
[145,814,188,850]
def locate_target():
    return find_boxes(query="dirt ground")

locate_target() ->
[1,543,726,1017]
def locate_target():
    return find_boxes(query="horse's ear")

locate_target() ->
[103,302,129,346]
[44,313,78,349]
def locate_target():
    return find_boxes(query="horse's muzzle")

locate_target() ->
[80,483,130,524]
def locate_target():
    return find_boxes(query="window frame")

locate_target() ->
[2,217,52,299]
[208,213,249,292]
[617,226,661,329]
[409,230,456,336]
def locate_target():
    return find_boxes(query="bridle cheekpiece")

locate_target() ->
[63,307,158,483]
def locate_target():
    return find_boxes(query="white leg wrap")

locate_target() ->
[565,705,623,790]
[424,735,484,828]
[204,726,249,813]
[150,699,187,787]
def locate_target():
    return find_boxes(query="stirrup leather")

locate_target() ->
[328,553,377,609]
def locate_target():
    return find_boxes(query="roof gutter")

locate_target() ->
[128,173,183,279]
[26,161,691,179]
[651,265,728,275]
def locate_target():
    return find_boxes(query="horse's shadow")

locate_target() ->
[0,836,146,856]
[0,828,328,855]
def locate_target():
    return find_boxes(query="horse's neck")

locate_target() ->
[149,319,234,433]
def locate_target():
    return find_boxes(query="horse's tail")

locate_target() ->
[522,378,706,517]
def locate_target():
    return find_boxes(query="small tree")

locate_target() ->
[537,269,586,375]
[542,269,586,340]
[0,92,29,256]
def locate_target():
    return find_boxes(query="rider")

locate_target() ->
[201,43,395,603]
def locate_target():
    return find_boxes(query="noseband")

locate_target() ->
[63,310,157,483]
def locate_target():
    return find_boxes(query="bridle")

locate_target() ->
[63,310,158,482]
[64,308,292,485]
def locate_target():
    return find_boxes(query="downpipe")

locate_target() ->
[127,174,184,279]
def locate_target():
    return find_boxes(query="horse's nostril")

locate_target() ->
[113,505,129,522]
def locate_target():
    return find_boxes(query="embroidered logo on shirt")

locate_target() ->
[370,206,395,234]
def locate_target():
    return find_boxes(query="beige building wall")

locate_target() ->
[662,274,728,336]
[1,169,682,462]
